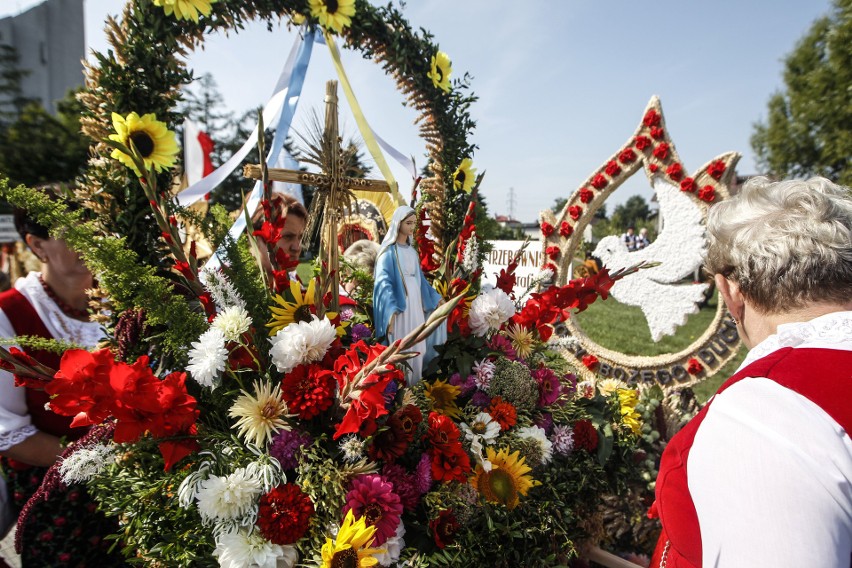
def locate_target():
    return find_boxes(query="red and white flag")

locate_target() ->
[183,119,215,190]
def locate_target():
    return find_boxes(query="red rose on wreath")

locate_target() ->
[591,174,608,190]
[605,160,622,177]
[707,159,726,180]
[666,163,684,182]
[649,164,659,173]
[619,148,637,163]
[540,221,555,237]
[643,109,661,128]
[546,246,561,260]
[650,126,665,140]
[698,185,716,202]
[582,354,599,370]
[559,221,573,237]
[687,358,704,375]
[680,177,696,193]
[579,188,594,204]
[568,205,583,221]
[634,135,652,151]
[653,142,670,160]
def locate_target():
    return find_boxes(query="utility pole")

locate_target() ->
[507,187,516,220]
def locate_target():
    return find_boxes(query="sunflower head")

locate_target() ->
[453,158,476,193]
[152,0,216,22]
[471,447,539,510]
[108,112,178,175]
[268,279,318,335]
[425,379,462,419]
[321,509,384,568]
[427,51,452,93]
[309,0,356,33]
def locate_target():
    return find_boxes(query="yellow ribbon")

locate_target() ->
[324,31,405,220]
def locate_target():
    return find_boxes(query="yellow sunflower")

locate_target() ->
[425,378,462,419]
[268,279,346,337]
[503,324,535,360]
[617,388,643,436]
[321,510,383,568]
[309,0,356,33]
[109,112,178,175]
[471,447,539,510]
[427,51,452,93]
[452,158,476,193]
[152,0,216,23]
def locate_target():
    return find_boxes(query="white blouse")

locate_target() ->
[0,272,103,451]
[689,311,852,567]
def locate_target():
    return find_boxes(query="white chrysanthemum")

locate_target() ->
[213,306,252,342]
[229,381,291,447]
[187,328,229,388]
[201,268,246,310]
[268,316,336,374]
[213,529,297,568]
[373,522,406,566]
[472,358,495,390]
[338,435,366,463]
[597,378,627,397]
[551,424,575,456]
[468,286,516,337]
[517,425,553,465]
[59,443,117,484]
[462,232,480,273]
[459,412,500,444]
[196,467,262,524]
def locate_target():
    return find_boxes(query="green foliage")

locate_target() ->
[751,0,852,185]
[0,335,84,354]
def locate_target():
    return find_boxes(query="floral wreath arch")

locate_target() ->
[539,97,742,387]
[77,0,477,266]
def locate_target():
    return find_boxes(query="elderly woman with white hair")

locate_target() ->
[649,176,852,567]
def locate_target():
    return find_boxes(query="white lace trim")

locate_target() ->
[0,424,38,452]
[17,272,102,348]
[740,311,852,369]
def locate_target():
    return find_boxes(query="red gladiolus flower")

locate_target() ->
[573,419,599,451]
[582,354,599,370]
[487,396,517,431]
[173,260,195,281]
[540,221,555,237]
[649,126,664,140]
[559,221,573,237]
[618,148,637,164]
[257,484,314,545]
[698,185,716,202]
[643,109,661,128]
[546,246,561,260]
[687,358,704,375]
[653,143,670,161]
[591,174,608,190]
[579,188,594,204]
[666,163,684,182]
[605,160,622,177]
[496,260,519,297]
[707,159,726,180]
[634,136,652,151]
[430,509,460,549]
[253,221,282,246]
[568,205,583,221]
[680,177,696,193]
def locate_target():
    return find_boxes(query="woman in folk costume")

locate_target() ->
[373,206,445,385]
[649,177,852,567]
[0,191,126,566]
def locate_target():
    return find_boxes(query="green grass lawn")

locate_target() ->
[573,291,747,403]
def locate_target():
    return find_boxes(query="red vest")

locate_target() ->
[650,347,852,567]
[0,288,86,441]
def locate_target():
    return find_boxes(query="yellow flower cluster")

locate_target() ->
[617,388,643,436]
[152,0,216,22]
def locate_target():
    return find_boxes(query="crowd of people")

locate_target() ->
[0,175,850,566]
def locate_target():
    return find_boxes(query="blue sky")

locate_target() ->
[2,0,834,222]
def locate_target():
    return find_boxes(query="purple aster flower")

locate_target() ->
[340,308,355,321]
[269,429,313,470]
[470,390,491,408]
[350,323,372,342]
[551,424,574,457]
[414,453,432,495]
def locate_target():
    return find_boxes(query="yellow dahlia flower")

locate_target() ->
[109,112,178,175]
[471,447,538,510]
[309,0,356,33]
[152,0,216,22]
[453,158,476,193]
[427,51,452,93]
[321,510,383,568]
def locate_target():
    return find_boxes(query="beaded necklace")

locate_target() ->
[37,274,89,320]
